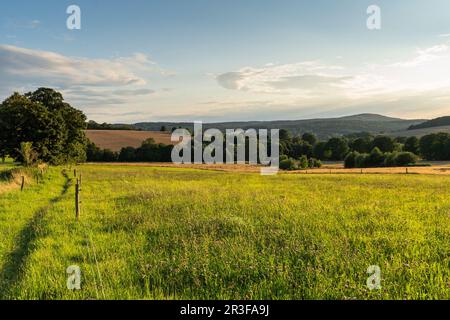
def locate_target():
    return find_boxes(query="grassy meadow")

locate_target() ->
[0,164,448,300]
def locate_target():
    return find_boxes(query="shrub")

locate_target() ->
[384,152,397,167]
[308,157,322,168]
[394,152,418,166]
[298,155,309,169]
[17,142,38,167]
[279,158,297,171]
[279,156,321,171]
[344,151,359,168]
[355,153,369,168]
[367,147,385,167]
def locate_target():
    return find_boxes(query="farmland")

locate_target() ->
[85,130,175,152]
[0,163,448,300]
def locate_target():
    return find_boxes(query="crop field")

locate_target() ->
[0,164,448,300]
[85,130,175,152]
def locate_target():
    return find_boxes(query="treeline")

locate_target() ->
[85,129,450,168]
[87,134,277,164]
[418,133,450,160]
[87,120,140,131]
[344,149,417,168]
[87,139,172,162]
[278,130,450,168]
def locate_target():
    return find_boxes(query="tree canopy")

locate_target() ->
[0,88,87,165]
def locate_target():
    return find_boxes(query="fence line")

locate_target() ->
[72,170,107,299]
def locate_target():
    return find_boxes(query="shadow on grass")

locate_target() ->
[0,169,14,182]
[0,170,72,299]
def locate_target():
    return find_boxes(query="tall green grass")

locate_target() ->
[0,165,448,299]
[0,158,18,172]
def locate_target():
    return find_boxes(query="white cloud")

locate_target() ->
[341,44,450,99]
[216,43,450,113]
[1,42,450,123]
[0,45,154,87]
[0,45,165,114]
[391,45,449,68]
[216,61,347,97]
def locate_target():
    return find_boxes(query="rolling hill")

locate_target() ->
[389,125,450,138]
[408,116,450,130]
[134,114,427,139]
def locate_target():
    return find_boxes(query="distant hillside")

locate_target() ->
[389,125,450,138]
[134,114,426,140]
[408,116,450,130]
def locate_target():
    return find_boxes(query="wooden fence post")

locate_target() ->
[20,176,25,191]
[75,181,80,220]
[74,169,77,178]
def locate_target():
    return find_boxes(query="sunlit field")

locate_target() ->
[0,158,17,171]
[0,164,448,300]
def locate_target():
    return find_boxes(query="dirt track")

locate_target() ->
[85,162,450,175]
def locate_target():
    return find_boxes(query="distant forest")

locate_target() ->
[86,120,141,131]
[86,129,450,170]
[408,116,450,130]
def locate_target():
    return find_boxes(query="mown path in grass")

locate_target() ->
[0,169,71,299]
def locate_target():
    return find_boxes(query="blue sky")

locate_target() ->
[1,0,450,122]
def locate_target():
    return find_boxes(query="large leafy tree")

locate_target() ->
[301,132,317,146]
[349,137,373,153]
[325,137,349,160]
[371,135,395,153]
[0,88,87,164]
[404,136,420,155]
[419,133,450,160]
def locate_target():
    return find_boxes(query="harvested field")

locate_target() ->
[85,130,175,151]
[86,162,263,173]
[86,162,450,175]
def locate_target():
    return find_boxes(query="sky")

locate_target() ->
[1,0,450,123]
